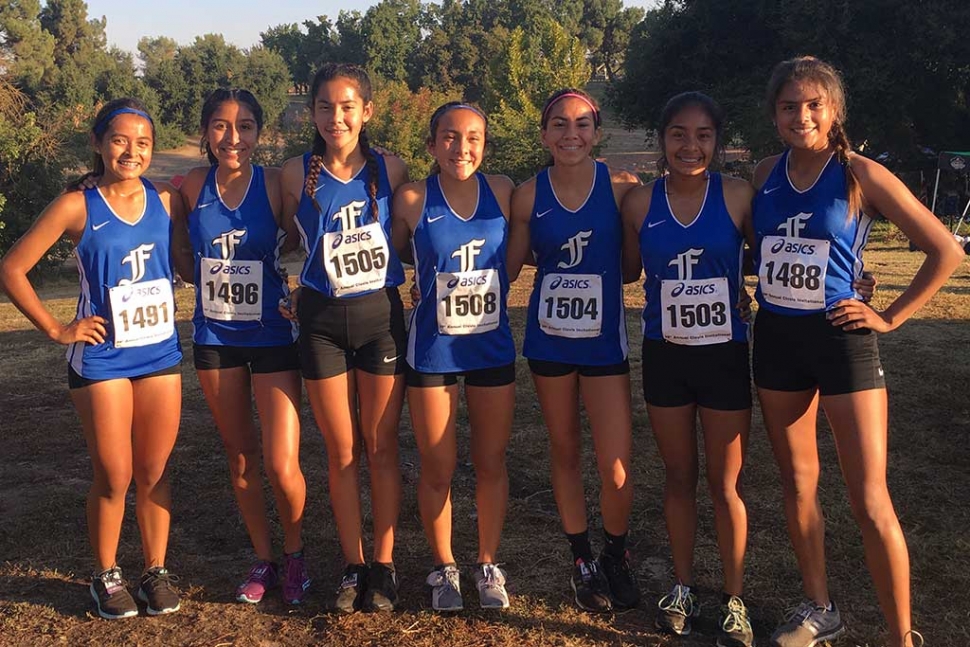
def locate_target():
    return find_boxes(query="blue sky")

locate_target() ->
[86,0,655,55]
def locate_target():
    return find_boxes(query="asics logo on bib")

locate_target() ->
[212,229,246,260]
[121,283,163,303]
[208,263,252,275]
[119,243,155,285]
[331,230,373,248]
[549,276,591,290]
[668,248,704,280]
[451,239,486,272]
[770,239,817,255]
[670,282,717,297]
[557,230,593,269]
[332,200,367,230]
[776,212,812,238]
[447,275,489,289]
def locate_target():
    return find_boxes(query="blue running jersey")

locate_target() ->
[639,173,747,344]
[753,150,873,315]
[407,174,515,373]
[68,179,182,379]
[294,152,405,297]
[188,165,297,347]
[523,161,628,364]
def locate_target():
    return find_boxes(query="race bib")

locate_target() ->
[759,236,829,310]
[323,221,389,296]
[435,269,500,335]
[108,277,175,348]
[660,277,732,345]
[200,258,263,321]
[538,273,602,338]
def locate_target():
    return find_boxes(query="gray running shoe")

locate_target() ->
[90,567,138,620]
[770,599,844,647]
[334,564,367,613]
[717,595,754,647]
[475,563,509,609]
[426,565,463,612]
[655,583,700,635]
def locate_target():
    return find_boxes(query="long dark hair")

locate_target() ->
[199,88,264,165]
[656,91,726,175]
[90,98,155,177]
[303,63,379,222]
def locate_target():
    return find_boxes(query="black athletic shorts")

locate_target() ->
[527,358,630,378]
[68,362,181,390]
[641,338,752,411]
[298,287,407,379]
[406,362,517,388]
[193,343,300,374]
[753,308,886,396]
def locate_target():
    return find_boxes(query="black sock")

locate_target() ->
[566,530,594,563]
[375,561,395,572]
[602,530,627,558]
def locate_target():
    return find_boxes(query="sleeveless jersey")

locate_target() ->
[523,161,628,364]
[639,173,747,345]
[407,174,515,373]
[68,179,182,379]
[294,152,405,297]
[188,165,297,347]
[753,150,873,315]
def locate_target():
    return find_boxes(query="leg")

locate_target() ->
[408,383,459,566]
[647,403,699,587]
[822,390,913,647]
[698,406,751,596]
[305,372,365,565]
[758,387,830,606]
[130,373,182,569]
[197,367,273,560]
[356,371,405,564]
[466,383,515,564]
[71,380,136,572]
[580,373,634,537]
[252,369,306,555]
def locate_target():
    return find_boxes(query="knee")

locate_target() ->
[665,466,699,497]
[366,441,399,474]
[598,457,630,494]
[328,447,358,474]
[93,466,133,499]
[708,478,743,509]
[778,465,820,503]
[848,484,899,533]
[133,461,169,491]
[226,447,261,484]
[420,457,455,492]
[472,449,507,483]
[265,456,304,492]
[549,439,581,474]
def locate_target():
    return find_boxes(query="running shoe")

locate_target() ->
[363,563,398,612]
[426,564,463,612]
[236,561,279,604]
[475,563,510,609]
[770,599,844,647]
[655,583,700,635]
[599,549,640,608]
[282,552,311,605]
[570,557,612,612]
[717,595,754,647]
[334,563,368,613]
[137,567,181,615]
[90,566,138,620]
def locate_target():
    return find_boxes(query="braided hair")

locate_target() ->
[199,88,264,166]
[303,63,380,223]
[656,91,726,175]
[766,56,862,219]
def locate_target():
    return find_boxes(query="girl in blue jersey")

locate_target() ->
[178,89,308,605]
[391,102,516,611]
[279,63,408,613]
[0,99,184,620]
[753,57,962,647]
[506,88,641,612]
[620,92,755,646]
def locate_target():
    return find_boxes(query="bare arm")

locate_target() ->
[619,183,650,284]
[507,179,536,282]
[155,180,194,282]
[391,180,423,263]
[279,156,306,256]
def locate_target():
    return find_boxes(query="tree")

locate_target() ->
[235,46,292,129]
[0,0,55,91]
[260,23,308,92]
[360,0,422,83]
[137,35,177,72]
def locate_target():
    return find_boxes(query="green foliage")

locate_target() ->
[0,0,55,92]
[361,0,422,84]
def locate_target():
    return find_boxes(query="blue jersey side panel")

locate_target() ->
[188,165,297,346]
[407,174,515,372]
[67,179,182,379]
[523,161,628,364]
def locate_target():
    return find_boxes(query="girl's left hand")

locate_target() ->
[854,271,877,301]
[827,298,893,332]
[736,286,753,323]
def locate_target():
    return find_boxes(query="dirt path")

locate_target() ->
[146,137,206,183]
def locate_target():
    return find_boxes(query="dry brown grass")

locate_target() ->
[1,226,968,647]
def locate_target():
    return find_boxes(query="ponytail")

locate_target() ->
[303,131,326,213]
[829,121,862,219]
[358,128,380,223]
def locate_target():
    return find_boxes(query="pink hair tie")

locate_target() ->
[541,93,600,126]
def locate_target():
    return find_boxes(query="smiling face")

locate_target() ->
[541,96,602,166]
[312,76,373,153]
[429,108,486,182]
[204,100,259,170]
[662,104,717,178]
[96,113,154,181]
[774,80,837,152]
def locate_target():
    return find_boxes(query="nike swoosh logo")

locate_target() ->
[383,355,400,363]
[763,186,781,194]
[647,220,666,229]
[92,221,109,231]
[535,209,553,219]
[427,214,446,224]
[196,200,217,209]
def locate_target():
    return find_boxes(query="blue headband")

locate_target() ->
[430,103,488,133]
[93,107,154,136]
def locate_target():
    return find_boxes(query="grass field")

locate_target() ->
[0,225,967,647]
